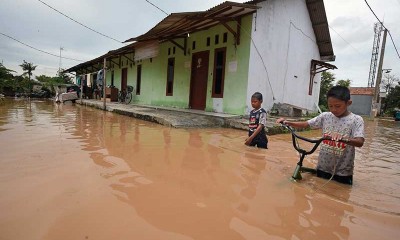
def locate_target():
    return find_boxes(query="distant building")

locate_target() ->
[349,87,374,116]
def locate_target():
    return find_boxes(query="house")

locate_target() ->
[349,87,375,116]
[65,0,335,116]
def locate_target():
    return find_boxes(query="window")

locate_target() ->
[168,48,171,55]
[173,47,176,54]
[206,37,210,47]
[192,41,196,50]
[136,65,142,95]
[166,58,175,96]
[215,34,219,45]
[223,32,228,43]
[212,47,226,98]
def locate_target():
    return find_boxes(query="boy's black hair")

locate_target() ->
[252,92,263,101]
[327,85,350,102]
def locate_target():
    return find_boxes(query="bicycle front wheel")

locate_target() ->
[125,92,132,104]
[118,92,123,103]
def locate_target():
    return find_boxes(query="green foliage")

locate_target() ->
[19,60,37,80]
[1,62,73,97]
[384,85,400,114]
[319,71,335,110]
[0,63,14,91]
[19,60,37,94]
[336,79,351,88]
[57,69,74,85]
[35,74,66,95]
[381,74,400,93]
[0,63,15,79]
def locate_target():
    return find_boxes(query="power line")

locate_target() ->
[0,32,84,62]
[37,0,123,44]
[145,0,169,15]
[364,0,400,59]
[328,25,362,55]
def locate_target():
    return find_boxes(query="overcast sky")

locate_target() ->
[0,0,399,87]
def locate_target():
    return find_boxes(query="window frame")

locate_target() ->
[166,57,175,96]
[212,47,227,98]
[136,65,142,95]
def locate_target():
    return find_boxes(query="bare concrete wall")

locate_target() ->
[349,95,373,116]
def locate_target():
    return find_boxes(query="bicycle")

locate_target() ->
[279,121,346,181]
[118,85,133,104]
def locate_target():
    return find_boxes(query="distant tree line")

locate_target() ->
[319,71,400,116]
[0,61,73,98]
[381,74,400,115]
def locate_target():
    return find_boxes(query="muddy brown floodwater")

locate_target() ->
[0,99,399,240]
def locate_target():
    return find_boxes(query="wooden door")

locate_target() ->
[121,68,128,91]
[189,51,209,110]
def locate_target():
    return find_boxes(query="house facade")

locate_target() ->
[66,0,335,116]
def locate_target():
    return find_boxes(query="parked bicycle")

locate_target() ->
[118,85,133,104]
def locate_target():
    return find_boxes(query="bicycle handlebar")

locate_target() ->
[279,121,330,155]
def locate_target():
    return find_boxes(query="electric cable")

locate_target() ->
[328,25,362,55]
[36,0,123,44]
[145,0,169,15]
[0,32,84,62]
[364,0,400,59]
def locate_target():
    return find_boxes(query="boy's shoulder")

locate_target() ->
[314,111,332,119]
[250,108,267,113]
[349,112,364,123]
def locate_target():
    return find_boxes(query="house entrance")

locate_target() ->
[121,68,128,91]
[189,51,209,110]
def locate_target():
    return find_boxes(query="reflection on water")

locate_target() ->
[0,99,399,240]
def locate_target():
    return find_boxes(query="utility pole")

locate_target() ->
[371,28,388,117]
[59,47,64,76]
[103,57,107,110]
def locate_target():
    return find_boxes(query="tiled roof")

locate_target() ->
[350,87,375,96]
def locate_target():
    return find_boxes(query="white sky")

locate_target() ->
[0,0,399,87]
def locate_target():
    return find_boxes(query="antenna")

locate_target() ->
[59,47,64,75]
[367,22,383,87]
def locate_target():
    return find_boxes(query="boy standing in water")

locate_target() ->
[276,86,364,185]
[245,92,268,149]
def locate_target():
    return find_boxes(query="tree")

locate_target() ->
[0,63,15,80]
[19,60,37,94]
[57,68,73,84]
[0,63,16,94]
[36,74,65,95]
[383,85,400,115]
[381,73,399,93]
[19,60,37,95]
[319,71,335,111]
[336,79,351,88]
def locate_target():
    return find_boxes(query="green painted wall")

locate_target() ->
[103,15,252,115]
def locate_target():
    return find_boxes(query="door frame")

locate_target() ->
[189,50,210,110]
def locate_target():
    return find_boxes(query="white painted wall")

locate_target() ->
[212,98,224,113]
[246,0,322,114]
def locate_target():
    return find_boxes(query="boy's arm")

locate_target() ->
[275,118,309,128]
[245,124,264,145]
[343,137,364,147]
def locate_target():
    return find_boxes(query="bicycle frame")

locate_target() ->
[118,85,133,104]
[280,123,329,181]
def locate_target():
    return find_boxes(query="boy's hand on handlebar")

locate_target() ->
[276,118,286,124]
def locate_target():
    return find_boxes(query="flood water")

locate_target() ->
[0,99,399,240]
